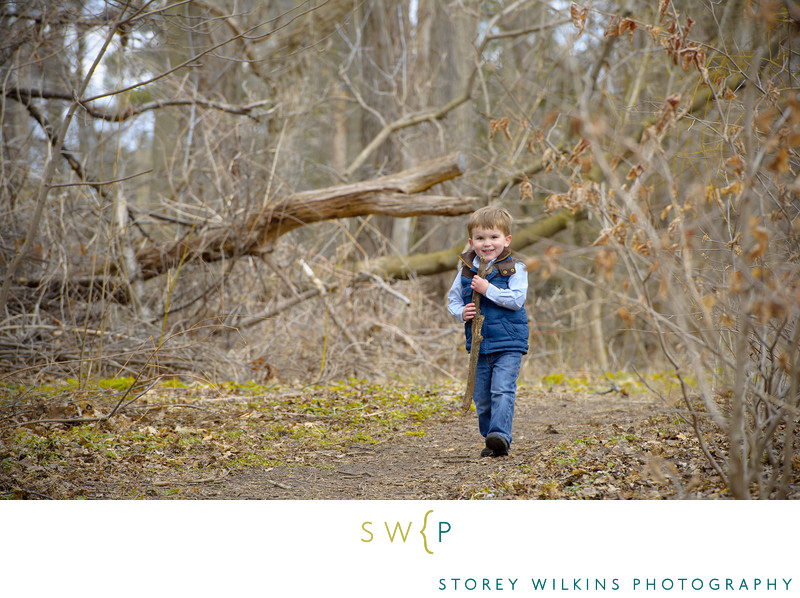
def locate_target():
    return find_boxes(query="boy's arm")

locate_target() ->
[478,262,528,311]
[447,271,468,321]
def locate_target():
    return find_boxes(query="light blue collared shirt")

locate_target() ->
[447,255,528,322]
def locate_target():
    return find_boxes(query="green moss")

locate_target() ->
[161,378,188,389]
[541,373,565,385]
[98,377,136,391]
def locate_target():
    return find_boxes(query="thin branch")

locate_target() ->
[484,18,571,42]
[6,87,274,122]
[10,487,53,500]
[48,169,153,188]
[342,11,570,179]
[106,377,162,419]
[343,94,472,179]
[81,0,336,105]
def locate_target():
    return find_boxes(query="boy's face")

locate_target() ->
[469,226,511,262]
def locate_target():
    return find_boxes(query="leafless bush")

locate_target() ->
[536,2,800,498]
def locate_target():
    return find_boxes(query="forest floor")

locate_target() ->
[0,374,753,500]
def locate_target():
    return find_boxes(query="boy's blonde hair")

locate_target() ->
[468,205,513,237]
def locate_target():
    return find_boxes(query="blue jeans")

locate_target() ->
[472,351,523,445]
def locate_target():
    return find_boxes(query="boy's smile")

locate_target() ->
[469,226,512,262]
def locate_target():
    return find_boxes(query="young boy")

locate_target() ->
[447,206,528,458]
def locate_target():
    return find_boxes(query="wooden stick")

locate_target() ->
[462,257,489,412]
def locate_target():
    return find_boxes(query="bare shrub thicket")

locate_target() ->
[517,3,800,498]
[0,1,592,386]
[0,2,479,385]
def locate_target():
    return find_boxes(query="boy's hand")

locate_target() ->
[462,302,477,322]
[470,275,489,295]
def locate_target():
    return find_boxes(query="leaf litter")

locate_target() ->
[1,375,792,500]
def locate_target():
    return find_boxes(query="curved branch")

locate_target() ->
[190,0,346,83]
[6,87,272,122]
[342,11,570,179]
[484,18,572,42]
[343,94,473,179]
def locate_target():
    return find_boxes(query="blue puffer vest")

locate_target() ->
[460,249,529,355]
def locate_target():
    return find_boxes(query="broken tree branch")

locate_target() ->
[360,209,582,281]
[135,152,477,280]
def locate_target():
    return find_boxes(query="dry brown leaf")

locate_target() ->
[632,239,651,255]
[525,256,542,272]
[755,107,776,133]
[728,270,744,294]
[768,147,790,174]
[527,128,544,155]
[519,175,534,201]
[617,307,636,327]
[627,164,644,180]
[619,18,637,39]
[489,117,511,141]
[701,294,717,310]
[717,312,735,327]
[750,299,787,323]
[571,3,588,37]
[724,155,744,175]
[747,224,769,261]
[605,17,638,40]
[595,249,617,280]
[544,245,563,260]
[543,245,563,277]
[544,193,563,214]
[542,148,558,174]
[591,228,611,246]
[653,93,682,137]
[658,0,671,22]
[568,138,590,164]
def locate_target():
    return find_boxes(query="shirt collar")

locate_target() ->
[459,249,512,270]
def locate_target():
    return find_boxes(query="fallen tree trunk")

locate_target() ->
[359,209,583,280]
[135,152,477,280]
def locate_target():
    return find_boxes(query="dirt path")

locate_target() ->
[161,387,687,499]
[2,380,726,500]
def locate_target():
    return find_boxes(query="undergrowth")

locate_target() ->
[0,372,726,499]
[0,376,462,499]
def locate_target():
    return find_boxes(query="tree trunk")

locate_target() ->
[590,284,608,372]
[362,209,582,280]
[135,152,475,279]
